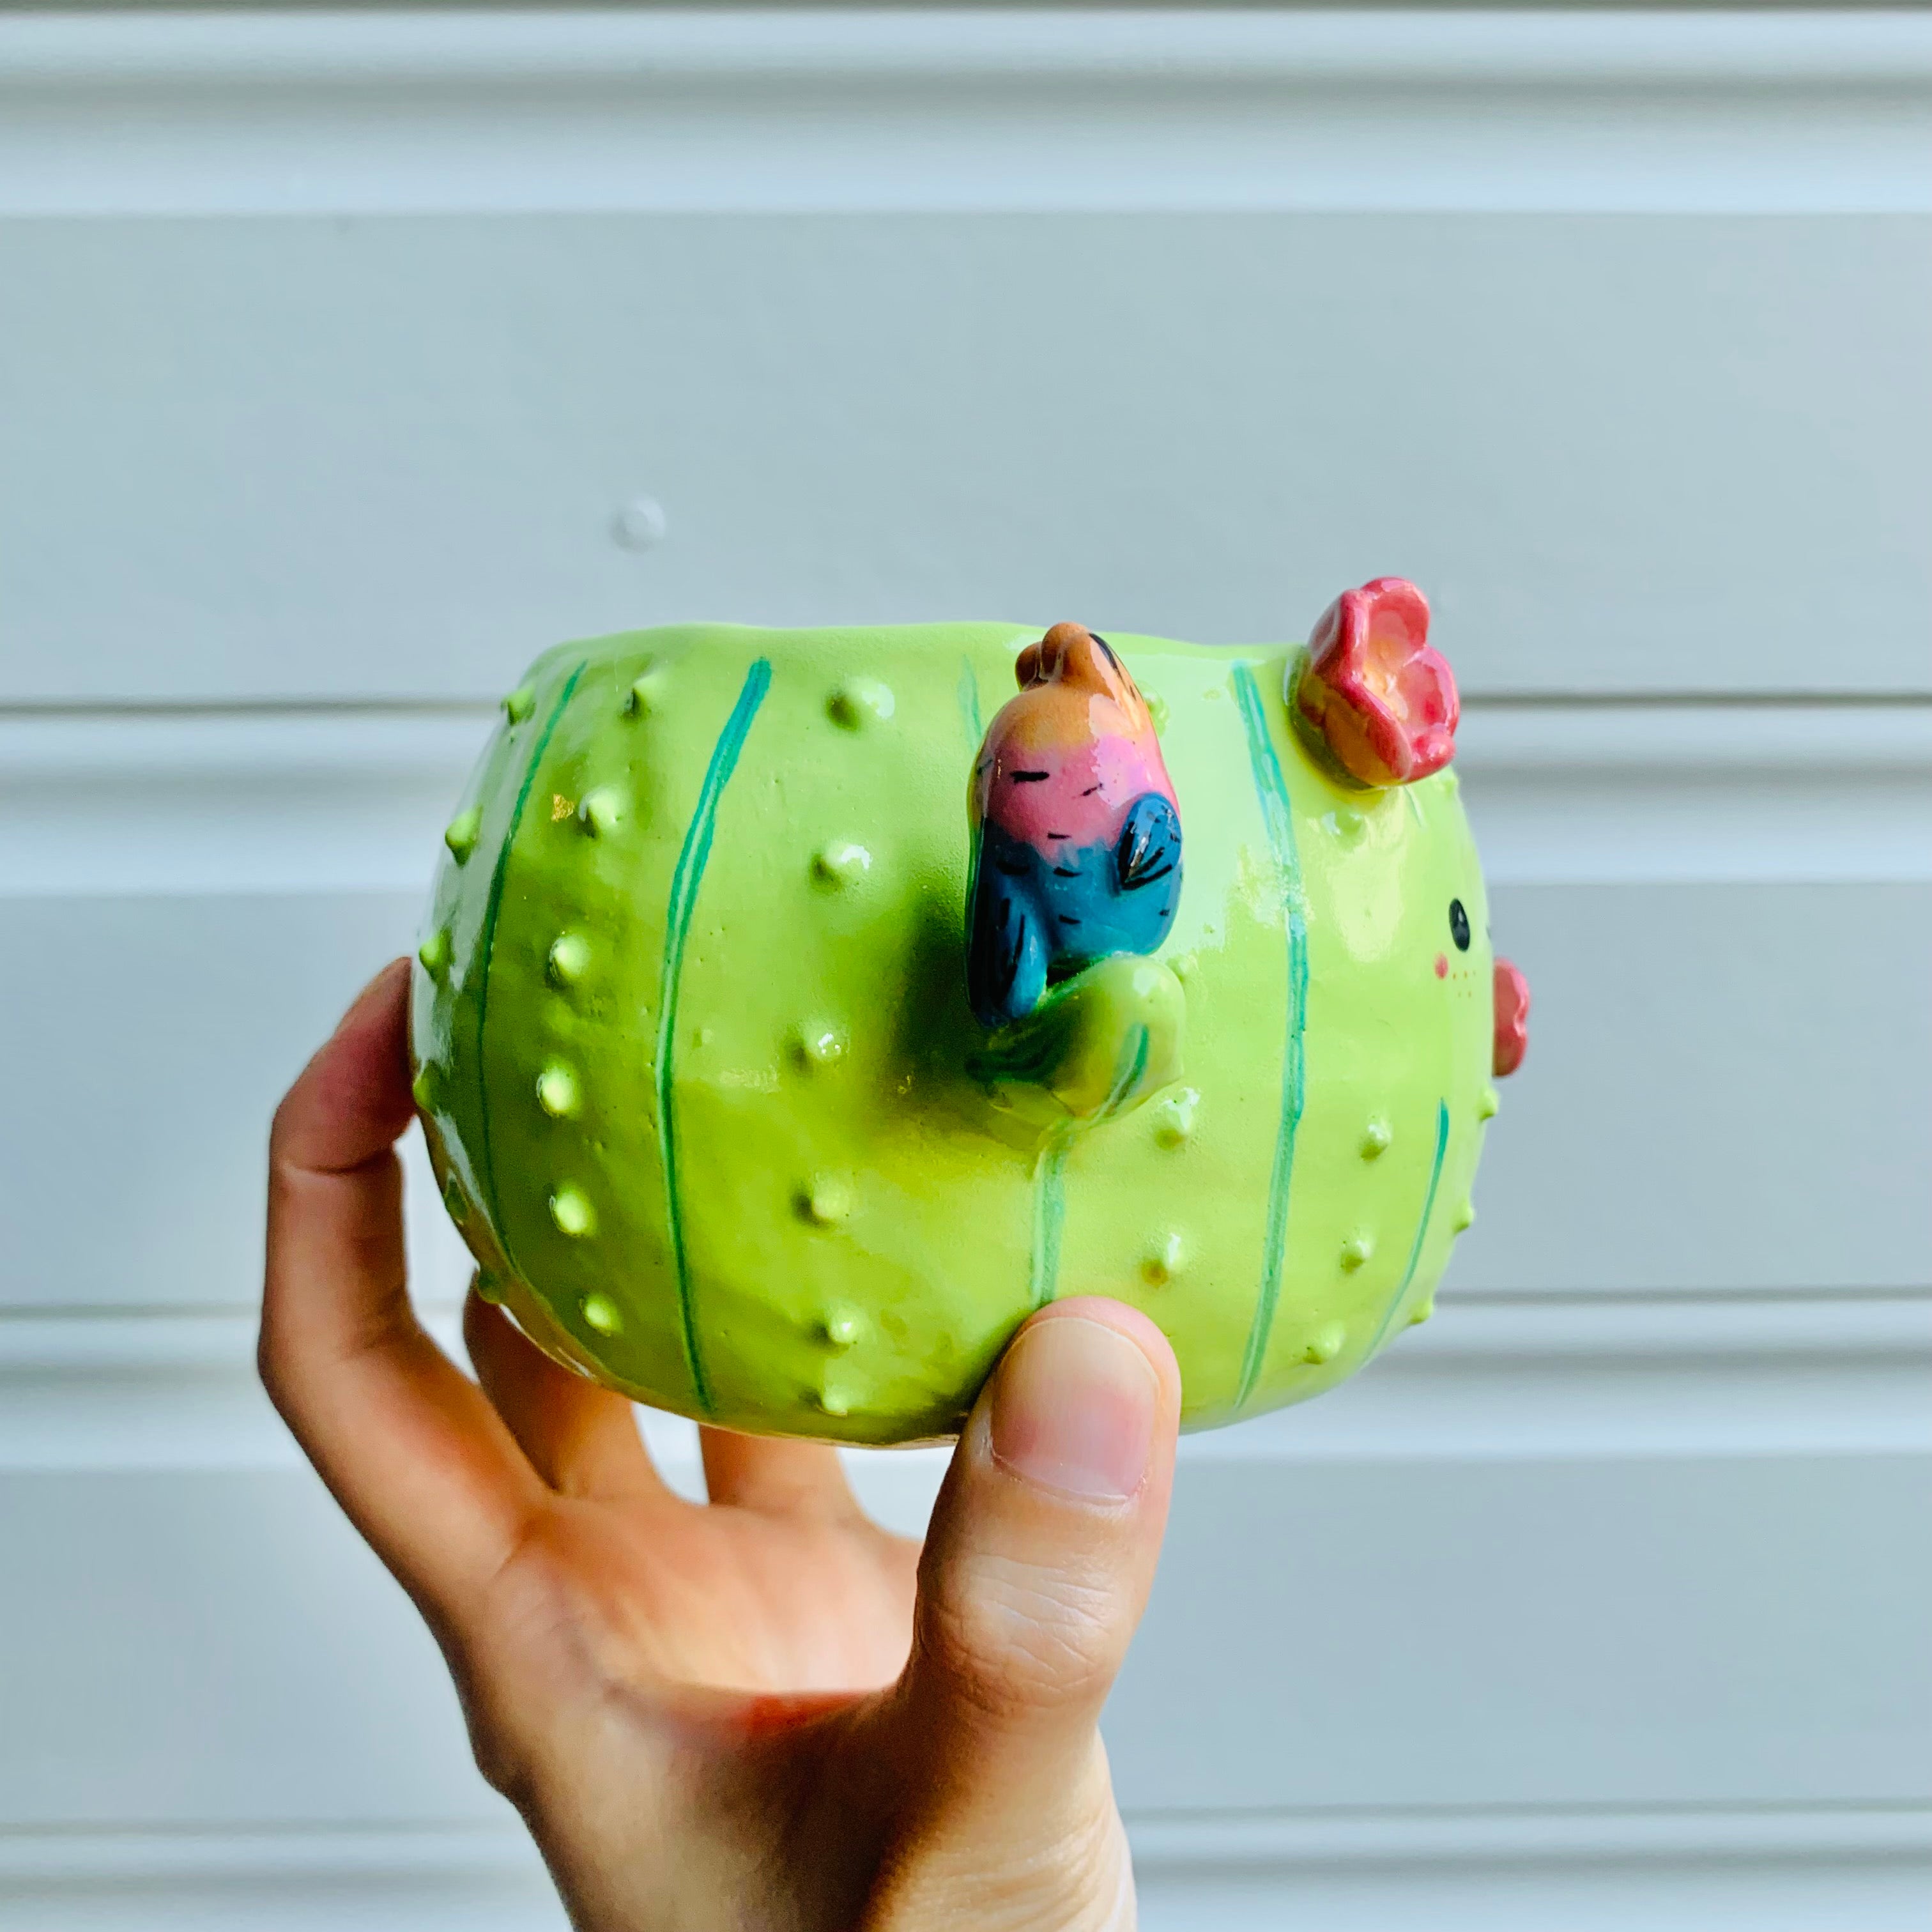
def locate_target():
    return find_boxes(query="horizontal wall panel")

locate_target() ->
[4,213,1930,702]
[0,892,459,1313]
[3,877,1922,1310]
[7,1293,1923,1476]
[4,10,1932,220]
[0,712,493,900]
[4,1813,1926,1932]
[1453,878,1932,1295]
[1135,1844,1932,1932]
[8,703,1926,900]
[0,1867,565,1932]
[1110,1452,1932,1813]
[0,1469,500,1828]
[1,1450,1923,1829]
[1456,704,1932,887]
[2,1814,1927,1932]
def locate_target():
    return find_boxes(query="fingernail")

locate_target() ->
[990,1315,1159,1503]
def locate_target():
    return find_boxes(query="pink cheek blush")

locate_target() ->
[1435,953,1448,979]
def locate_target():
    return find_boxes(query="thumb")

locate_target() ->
[893,1297,1180,1823]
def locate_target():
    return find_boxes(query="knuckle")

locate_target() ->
[464,1704,535,1805]
[453,1526,622,1812]
[254,1324,281,1399]
[254,1307,296,1409]
[450,1657,544,1811]
[923,1552,1126,1719]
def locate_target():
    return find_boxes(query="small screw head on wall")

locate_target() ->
[612,497,668,551]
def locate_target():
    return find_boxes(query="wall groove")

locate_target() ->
[6,702,1926,894]
[3,1293,1923,1475]
[4,8,1932,217]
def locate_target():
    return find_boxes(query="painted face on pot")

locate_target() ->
[1430,893,1529,1078]
[1291,579,1527,1080]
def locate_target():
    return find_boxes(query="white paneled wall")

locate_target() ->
[1,11,1928,1929]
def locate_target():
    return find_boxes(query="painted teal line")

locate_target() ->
[1025,1019,1150,1310]
[1030,1129,1073,1310]
[1231,662,1310,1408]
[657,659,772,1414]
[474,662,585,1265]
[1104,1022,1153,1121]
[958,656,983,745]
[1368,1099,1451,1356]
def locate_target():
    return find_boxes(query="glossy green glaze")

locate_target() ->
[411,624,1499,1441]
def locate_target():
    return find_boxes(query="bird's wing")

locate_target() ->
[967,841,1050,1027]
[1116,793,1181,894]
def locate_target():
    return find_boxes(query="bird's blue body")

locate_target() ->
[967,794,1182,1027]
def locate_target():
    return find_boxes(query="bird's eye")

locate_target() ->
[1448,899,1471,952]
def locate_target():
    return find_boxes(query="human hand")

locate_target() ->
[261,962,1181,1932]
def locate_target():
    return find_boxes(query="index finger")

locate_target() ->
[260,959,543,1632]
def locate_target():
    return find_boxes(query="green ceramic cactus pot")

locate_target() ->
[412,594,1524,1443]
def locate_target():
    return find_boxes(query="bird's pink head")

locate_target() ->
[972,624,1176,846]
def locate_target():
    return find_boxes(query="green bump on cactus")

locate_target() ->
[549,1186,595,1238]
[579,788,624,837]
[1152,1086,1199,1148]
[799,1176,854,1227]
[811,840,872,888]
[792,1023,847,1070]
[503,683,537,723]
[536,1060,581,1119]
[822,1305,866,1347]
[547,932,590,987]
[408,622,1508,1444]
[443,808,482,862]
[418,928,452,977]
[1142,1230,1185,1287]
[1303,1320,1347,1365]
[827,678,896,729]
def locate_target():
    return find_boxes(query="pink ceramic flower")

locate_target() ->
[1492,956,1530,1078]
[1293,578,1459,787]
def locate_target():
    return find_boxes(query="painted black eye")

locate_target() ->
[1448,898,1471,952]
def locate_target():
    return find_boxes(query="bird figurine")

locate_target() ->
[966,622,1183,1028]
